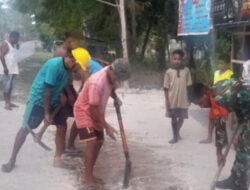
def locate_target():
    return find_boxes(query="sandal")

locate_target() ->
[82,177,105,185]
[10,103,19,108]
[54,162,75,170]
[86,185,101,190]
[53,157,75,170]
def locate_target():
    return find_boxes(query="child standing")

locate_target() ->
[163,49,192,144]
[200,55,233,143]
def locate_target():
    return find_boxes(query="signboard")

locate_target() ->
[178,0,211,36]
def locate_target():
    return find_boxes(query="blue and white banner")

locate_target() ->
[178,0,211,36]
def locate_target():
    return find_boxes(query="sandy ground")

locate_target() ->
[0,89,238,190]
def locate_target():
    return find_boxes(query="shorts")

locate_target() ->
[54,104,74,126]
[78,127,104,142]
[166,108,188,119]
[1,74,15,93]
[53,85,76,126]
[21,102,44,130]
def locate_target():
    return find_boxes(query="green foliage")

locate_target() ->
[38,23,55,51]
[13,0,179,63]
[215,38,231,59]
[14,0,121,52]
[190,59,214,87]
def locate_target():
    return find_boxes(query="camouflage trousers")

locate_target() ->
[231,122,250,190]
[215,118,228,150]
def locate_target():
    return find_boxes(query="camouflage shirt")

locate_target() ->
[214,79,250,123]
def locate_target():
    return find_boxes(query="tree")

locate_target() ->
[13,0,180,69]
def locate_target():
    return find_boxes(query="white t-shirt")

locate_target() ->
[0,40,19,75]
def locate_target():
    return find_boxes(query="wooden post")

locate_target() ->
[231,34,234,70]
[96,0,129,61]
[119,0,129,59]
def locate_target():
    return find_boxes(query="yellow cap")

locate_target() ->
[72,48,91,71]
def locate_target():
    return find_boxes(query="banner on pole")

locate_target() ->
[178,0,211,36]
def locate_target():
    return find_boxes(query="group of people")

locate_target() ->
[164,49,249,190]
[0,32,130,190]
[0,31,249,190]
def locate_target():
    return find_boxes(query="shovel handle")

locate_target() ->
[115,104,129,156]
[210,124,241,190]
[36,105,62,141]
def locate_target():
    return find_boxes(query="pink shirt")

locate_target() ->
[74,67,113,131]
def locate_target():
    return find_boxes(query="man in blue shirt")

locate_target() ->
[88,59,103,74]
[2,54,79,173]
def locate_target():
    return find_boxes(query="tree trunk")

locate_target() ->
[140,21,152,60]
[166,35,171,65]
[185,36,195,68]
[128,0,137,62]
[119,0,129,60]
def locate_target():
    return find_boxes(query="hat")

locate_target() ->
[111,58,130,81]
[72,48,91,71]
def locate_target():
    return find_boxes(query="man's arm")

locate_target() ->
[90,105,117,140]
[111,89,122,106]
[163,71,170,109]
[0,41,9,75]
[65,78,76,106]
[164,88,170,109]
[44,86,52,124]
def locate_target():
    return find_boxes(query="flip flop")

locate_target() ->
[53,157,75,170]
[82,177,105,185]
[54,162,75,170]
[10,103,19,108]
[1,163,15,173]
[86,185,99,190]
[86,185,101,190]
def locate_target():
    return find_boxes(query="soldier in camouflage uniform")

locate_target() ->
[190,79,250,190]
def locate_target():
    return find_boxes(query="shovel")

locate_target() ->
[35,105,62,142]
[26,124,52,151]
[210,124,241,190]
[27,105,62,151]
[115,104,132,189]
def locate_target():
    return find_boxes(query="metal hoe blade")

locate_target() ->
[26,124,52,151]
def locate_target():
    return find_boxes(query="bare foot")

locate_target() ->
[199,138,212,144]
[2,163,15,173]
[169,138,178,144]
[178,135,183,140]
